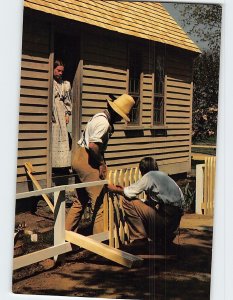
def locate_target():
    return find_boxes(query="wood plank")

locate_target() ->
[82,84,126,93]
[160,160,190,175]
[167,75,191,83]
[105,151,190,165]
[19,123,48,131]
[84,64,126,75]
[16,180,108,200]
[106,146,190,157]
[20,88,48,97]
[157,156,189,165]
[166,117,190,124]
[21,60,49,71]
[166,105,190,112]
[166,93,191,101]
[13,243,72,270]
[17,164,47,175]
[108,141,190,151]
[109,135,190,145]
[19,115,48,123]
[17,173,47,183]
[18,140,47,148]
[18,149,47,157]
[88,231,109,243]
[167,129,190,135]
[166,99,190,106]
[20,96,48,106]
[18,132,47,140]
[19,106,48,114]
[17,157,47,165]
[82,77,126,88]
[21,79,49,89]
[167,80,191,89]
[83,70,126,81]
[167,86,191,95]
[65,230,143,268]
[21,54,49,63]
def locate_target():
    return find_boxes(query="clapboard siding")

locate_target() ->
[80,36,192,175]
[82,31,128,128]
[16,17,50,185]
[16,7,196,191]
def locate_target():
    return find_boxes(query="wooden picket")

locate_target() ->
[107,167,145,247]
[196,156,216,215]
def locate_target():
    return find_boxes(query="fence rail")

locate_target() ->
[14,171,144,270]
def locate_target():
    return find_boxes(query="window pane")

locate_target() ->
[129,95,140,124]
[128,48,141,125]
[129,78,140,94]
[154,97,164,125]
[153,44,165,125]
[154,55,164,95]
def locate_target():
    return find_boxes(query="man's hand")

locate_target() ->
[99,163,107,180]
[65,115,69,124]
[107,183,124,195]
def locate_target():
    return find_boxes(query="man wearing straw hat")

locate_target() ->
[66,94,135,234]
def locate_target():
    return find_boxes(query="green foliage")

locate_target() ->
[192,51,219,142]
[173,4,222,143]
[181,182,196,212]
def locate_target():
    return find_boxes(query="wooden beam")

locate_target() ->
[65,230,143,268]
[24,162,54,212]
[13,242,73,270]
[88,231,109,242]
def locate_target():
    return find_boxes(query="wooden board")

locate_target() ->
[65,230,143,268]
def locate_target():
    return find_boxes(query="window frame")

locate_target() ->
[127,46,142,126]
[152,44,166,127]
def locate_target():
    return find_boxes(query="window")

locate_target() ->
[128,49,141,125]
[153,44,165,126]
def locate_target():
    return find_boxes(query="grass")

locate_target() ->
[192,136,217,146]
[191,147,216,156]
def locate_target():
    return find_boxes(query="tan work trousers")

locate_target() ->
[122,198,182,243]
[65,146,105,233]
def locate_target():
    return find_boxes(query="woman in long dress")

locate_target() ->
[52,59,72,180]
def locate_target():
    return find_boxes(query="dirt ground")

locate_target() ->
[12,205,213,300]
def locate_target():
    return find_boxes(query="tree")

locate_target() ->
[173,4,222,142]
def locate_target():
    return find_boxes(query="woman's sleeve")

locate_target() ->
[63,81,72,114]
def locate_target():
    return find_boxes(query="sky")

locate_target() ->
[163,2,218,51]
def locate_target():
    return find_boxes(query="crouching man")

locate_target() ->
[107,157,184,250]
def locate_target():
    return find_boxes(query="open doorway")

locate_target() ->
[52,31,81,185]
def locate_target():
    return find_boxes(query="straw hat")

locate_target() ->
[107,94,135,122]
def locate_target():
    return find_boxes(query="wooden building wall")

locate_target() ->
[16,12,194,193]
[81,29,193,175]
[16,14,51,192]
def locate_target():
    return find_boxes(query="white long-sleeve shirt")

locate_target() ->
[124,171,184,208]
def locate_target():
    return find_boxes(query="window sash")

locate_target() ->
[128,67,141,125]
[153,96,164,125]
[153,45,165,125]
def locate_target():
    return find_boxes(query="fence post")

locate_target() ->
[196,164,205,214]
[54,190,66,261]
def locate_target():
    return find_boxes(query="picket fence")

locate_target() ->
[196,156,216,215]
